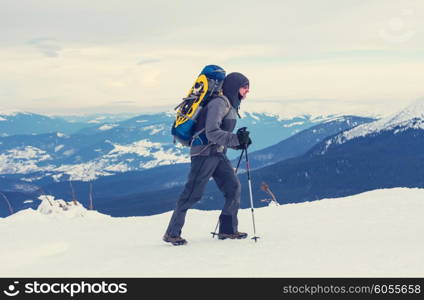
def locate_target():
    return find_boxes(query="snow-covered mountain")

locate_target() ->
[0,137,188,182]
[1,188,423,277]
[0,111,336,182]
[237,115,374,170]
[233,99,424,206]
[0,112,189,181]
[0,114,373,212]
[59,112,142,125]
[0,109,154,136]
[0,110,90,136]
[321,99,424,152]
[114,99,424,217]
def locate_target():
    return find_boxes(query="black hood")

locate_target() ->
[222,72,249,111]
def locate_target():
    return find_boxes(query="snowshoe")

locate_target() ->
[163,234,188,246]
[218,231,248,240]
[171,65,226,147]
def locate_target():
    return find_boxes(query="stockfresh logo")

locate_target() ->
[3,281,20,297]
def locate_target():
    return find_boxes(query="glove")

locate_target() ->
[236,127,252,150]
[235,137,252,150]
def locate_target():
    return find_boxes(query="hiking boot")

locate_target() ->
[163,234,188,246]
[218,231,248,240]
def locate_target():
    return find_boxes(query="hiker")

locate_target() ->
[163,72,252,245]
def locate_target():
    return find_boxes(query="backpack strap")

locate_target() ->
[217,94,240,118]
[190,95,232,147]
[216,95,232,118]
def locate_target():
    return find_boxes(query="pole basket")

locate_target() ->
[251,236,260,242]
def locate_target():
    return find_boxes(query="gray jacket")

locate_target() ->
[190,96,241,157]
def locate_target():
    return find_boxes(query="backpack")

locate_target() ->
[171,65,227,147]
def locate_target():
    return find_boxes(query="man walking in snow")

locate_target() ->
[163,72,252,245]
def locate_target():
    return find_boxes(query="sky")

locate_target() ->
[0,0,423,117]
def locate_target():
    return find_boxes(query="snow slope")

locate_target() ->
[1,188,423,277]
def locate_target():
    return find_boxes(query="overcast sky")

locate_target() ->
[0,0,423,117]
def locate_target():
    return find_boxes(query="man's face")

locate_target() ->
[239,85,250,100]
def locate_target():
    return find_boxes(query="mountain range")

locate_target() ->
[0,111,88,136]
[0,111,375,217]
[6,99,422,219]
[82,100,424,217]
[55,115,374,217]
[0,111,335,183]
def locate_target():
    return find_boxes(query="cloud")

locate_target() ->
[27,38,62,57]
[1,0,424,116]
[1,42,424,117]
[31,97,59,102]
[137,59,161,65]
[110,100,136,104]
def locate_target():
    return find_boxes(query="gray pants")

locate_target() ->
[165,152,241,237]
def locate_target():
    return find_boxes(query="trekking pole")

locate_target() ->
[244,145,260,242]
[211,148,245,238]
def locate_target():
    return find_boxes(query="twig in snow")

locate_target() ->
[89,182,94,210]
[0,191,14,215]
[260,182,280,206]
[69,181,78,205]
[36,187,53,206]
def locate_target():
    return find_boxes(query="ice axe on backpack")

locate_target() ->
[211,127,260,242]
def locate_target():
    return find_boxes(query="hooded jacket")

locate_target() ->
[190,72,249,157]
